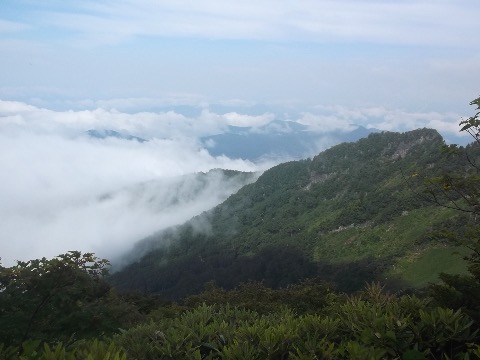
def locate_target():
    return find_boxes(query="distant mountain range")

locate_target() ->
[201,122,376,161]
[110,128,473,299]
[86,122,376,162]
[86,129,147,143]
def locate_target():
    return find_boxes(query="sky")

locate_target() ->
[1,0,479,111]
[1,0,480,266]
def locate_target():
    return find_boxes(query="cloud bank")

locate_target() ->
[0,99,470,266]
[0,101,273,266]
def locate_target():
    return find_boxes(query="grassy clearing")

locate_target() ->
[388,246,470,288]
[312,206,471,289]
[313,206,456,263]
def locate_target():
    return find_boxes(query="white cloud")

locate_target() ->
[369,110,468,136]
[306,104,469,138]
[1,99,468,139]
[297,112,359,132]
[0,99,472,266]
[223,112,275,127]
[31,0,478,47]
[0,100,224,138]
[0,159,258,267]
[194,109,276,131]
[1,1,478,114]
[0,99,38,113]
[0,101,273,266]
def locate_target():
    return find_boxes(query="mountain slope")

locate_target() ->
[110,129,472,298]
[105,168,258,266]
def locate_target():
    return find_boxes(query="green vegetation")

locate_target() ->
[110,127,476,297]
[0,251,171,358]
[425,96,480,324]
[3,98,480,358]
[2,271,480,359]
[389,246,469,288]
[313,207,456,263]
[115,285,479,359]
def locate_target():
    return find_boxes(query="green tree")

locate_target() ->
[0,251,137,346]
[426,96,480,322]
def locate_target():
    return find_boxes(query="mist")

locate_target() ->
[0,131,264,265]
[0,101,274,266]
[0,99,469,266]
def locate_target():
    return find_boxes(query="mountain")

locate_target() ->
[101,168,258,267]
[110,129,473,298]
[85,123,375,162]
[201,121,375,161]
[86,129,147,142]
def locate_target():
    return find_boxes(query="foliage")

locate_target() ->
[184,278,336,315]
[110,244,321,299]
[388,246,469,288]
[0,251,141,347]
[2,250,480,359]
[421,96,480,323]
[0,339,126,360]
[114,283,480,359]
[6,99,480,358]
[111,128,463,297]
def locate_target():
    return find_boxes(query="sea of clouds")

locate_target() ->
[0,99,469,266]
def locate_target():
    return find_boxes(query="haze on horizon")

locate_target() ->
[1,0,479,265]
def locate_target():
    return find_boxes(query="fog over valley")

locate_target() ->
[0,101,270,265]
[0,99,472,265]
[0,0,478,267]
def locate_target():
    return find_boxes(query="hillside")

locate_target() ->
[110,128,474,298]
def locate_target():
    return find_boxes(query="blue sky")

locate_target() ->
[1,0,479,112]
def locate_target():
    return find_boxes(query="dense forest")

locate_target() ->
[1,97,480,358]
[109,127,474,298]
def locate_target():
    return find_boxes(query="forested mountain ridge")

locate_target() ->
[110,128,474,298]
[208,128,443,245]
[5,99,480,358]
